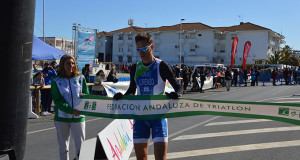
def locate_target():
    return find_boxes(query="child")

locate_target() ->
[32,72,45,114]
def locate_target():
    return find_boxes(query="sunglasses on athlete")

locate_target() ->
[136,43,153,52]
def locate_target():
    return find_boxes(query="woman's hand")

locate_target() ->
[72,109,80,116]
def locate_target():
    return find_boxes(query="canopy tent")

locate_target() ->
[32,35,68,60]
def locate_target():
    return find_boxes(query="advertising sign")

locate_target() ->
[231,37,239,71]
[97,119,134,160]
[77,30,96,72]
[242,41,251,71]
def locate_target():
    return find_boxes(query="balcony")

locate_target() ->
[118,40,124,44]
[114,52,123,56]
[177,51,185,56]
[188,38,196,43]
[188,51,196,56]
[126,39,133,44]
[124,52,133,56]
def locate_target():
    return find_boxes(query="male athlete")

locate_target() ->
[113,32,182,160]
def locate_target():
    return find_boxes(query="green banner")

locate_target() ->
[76,95,300,126]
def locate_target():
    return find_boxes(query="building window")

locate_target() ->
[128,36,132,40]
[190,49,196,52]
[119,47,123,52]
[198,34,202,37]
[127,56,132,63]
[118,56,123,63]
[118,36,123,40]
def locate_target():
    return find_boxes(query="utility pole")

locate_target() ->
[179,18,185,68]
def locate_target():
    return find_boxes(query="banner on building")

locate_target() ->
[231,37,239,71]
[77,95,300,126]
[77,30,96,72]
[242,41,251,71]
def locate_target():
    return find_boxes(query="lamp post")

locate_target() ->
[179,19,185,68]
[43,0,45,42]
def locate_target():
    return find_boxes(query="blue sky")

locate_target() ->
[34,0,300,50]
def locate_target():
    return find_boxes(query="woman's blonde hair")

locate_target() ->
[58,54,80,78]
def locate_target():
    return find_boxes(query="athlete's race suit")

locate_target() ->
[125,58,182,143]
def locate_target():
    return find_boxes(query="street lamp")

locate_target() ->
[179,19,185,68]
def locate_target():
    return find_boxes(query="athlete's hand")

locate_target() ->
[165,92,180,99]
[113,92,123,100]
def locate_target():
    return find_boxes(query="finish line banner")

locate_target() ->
[77,95,300,125]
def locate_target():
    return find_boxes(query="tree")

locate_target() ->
[266,51,282,64]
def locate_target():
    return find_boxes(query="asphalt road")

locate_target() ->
[24,82,300,160]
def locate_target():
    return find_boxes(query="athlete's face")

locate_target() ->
[136,41,154,64]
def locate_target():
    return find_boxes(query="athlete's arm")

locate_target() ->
[160,61,182,94]
[124,64,137,95]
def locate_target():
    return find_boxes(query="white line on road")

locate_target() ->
[205,119,272,126]
[272,86,293,95]
[168,116,220,139]
[273,101,300,103]
[27,117,103,135]
[172,126,300,141]
[142,140,300,160]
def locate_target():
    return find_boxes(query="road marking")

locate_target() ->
[172,126,300,141]
[138,140,300,159]
[27,117,103,135]
[168,116,220,139]
[273,101,300,103]
[272,86,293,95]
[205,119,272,126]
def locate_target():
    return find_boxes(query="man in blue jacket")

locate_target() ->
[41,62,57,115]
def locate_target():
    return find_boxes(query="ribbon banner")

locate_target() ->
[77,95,300,126]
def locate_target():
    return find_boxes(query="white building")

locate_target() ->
[107,22,285,67]
[38,37,74,56]
[96,31,113,62]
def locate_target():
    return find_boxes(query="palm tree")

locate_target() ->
[281,45,293,57]
[280,45,293,65]
[266,51,282,64]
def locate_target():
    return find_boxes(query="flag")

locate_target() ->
[231,37,238,71]
[242,41,251,71]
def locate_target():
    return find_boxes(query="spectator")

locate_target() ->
[272,68,277,86]
[293,67,298,85]
[243,68,248,86]
[106,68,118,83]
[284,68,291,85]
[41,62,57,115]
[82,64,90,83]
[254,67,260,86]
[225,68,232,91]
[250,68,256,86]
[32,72,45,113]
[192,68,200,91]
[51,54,89,160]
[199,69,206,93]
[181,66,190,93]
[233,68,239,87]
[92,70,106,96]
[51,61,58,72]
